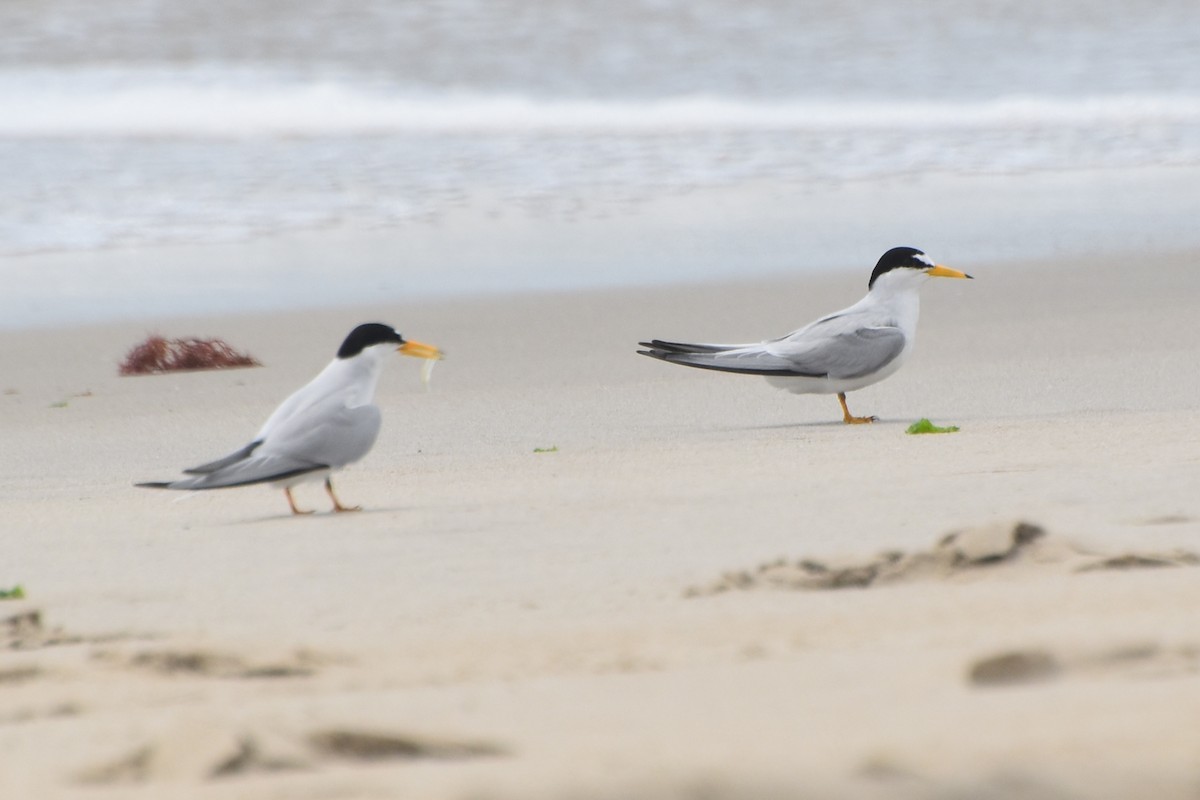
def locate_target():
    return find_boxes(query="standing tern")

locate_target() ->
[638,247,972,424]
[138,323,442,514]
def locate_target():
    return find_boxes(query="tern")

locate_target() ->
[137,323,442,514]
[638,247,971,424]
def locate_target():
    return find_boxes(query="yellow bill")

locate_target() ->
[398,339,443,360]
[926,264,973,279]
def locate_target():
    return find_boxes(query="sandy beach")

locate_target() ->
[6,0,1200,793]
[2,226,1200,798]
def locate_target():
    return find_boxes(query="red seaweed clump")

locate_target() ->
[119,335,261,376]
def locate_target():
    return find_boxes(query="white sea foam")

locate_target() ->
[3,69,1199,137]
[3,0,1199,327]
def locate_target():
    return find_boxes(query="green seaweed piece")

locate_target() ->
[532,446,559,453]
[906,418,960,435]
[0,585,25,600]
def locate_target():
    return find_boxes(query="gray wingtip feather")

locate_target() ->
[642,349,812,377]
[638,339,733,355]
[183,440,263,474]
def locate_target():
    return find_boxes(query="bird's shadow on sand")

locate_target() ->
[229,505,409,526]
[721,419,910,432]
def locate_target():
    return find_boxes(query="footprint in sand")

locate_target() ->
[103,647,322,679]
[308,728,504,761]
[857,753,1072,800]
[687,521,1199,596]
[1,609,62,649]
[0,659,82,725]
[2,607,152,651]
[968,642,1200,688]
[79,724,505,784]
[0,664,43,685]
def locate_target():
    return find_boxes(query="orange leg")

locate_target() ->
[325,478,362,513]
[285,487,313,515]
[838,392,877,425]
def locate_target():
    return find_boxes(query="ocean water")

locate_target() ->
[2,0,1199,324]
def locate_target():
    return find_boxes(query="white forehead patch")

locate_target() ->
[914,252,935,267]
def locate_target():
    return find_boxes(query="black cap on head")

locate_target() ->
[337,323,404,359]
[868,246,930,289]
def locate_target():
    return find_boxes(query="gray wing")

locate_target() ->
[138,405,382,491]
[140,454,328,490]
[183,440,263,474]
[766,325,906,379]
[638,339,813,375]
[261,403,382,469]
[639,325,906,379]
